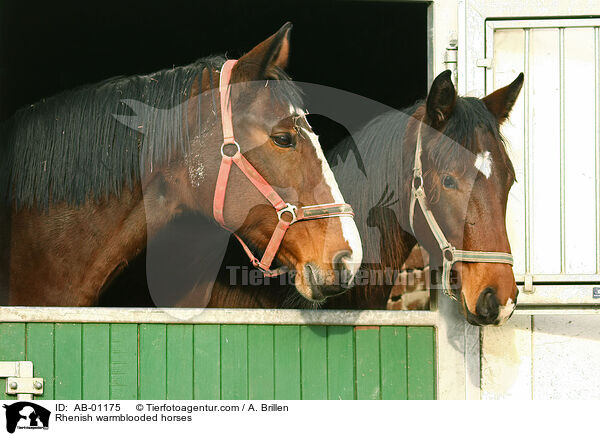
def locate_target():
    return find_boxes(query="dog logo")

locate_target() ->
[2,402,50,433]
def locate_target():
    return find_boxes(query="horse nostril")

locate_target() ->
[304,262,345,299]
[333,250,352,268]
[476,287,500,322]
[333,250,354,286]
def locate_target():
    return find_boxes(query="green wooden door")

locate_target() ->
[0,323,435,400]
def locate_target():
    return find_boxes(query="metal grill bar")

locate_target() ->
[523,28,533,274]
[515,273,600,283]
[559,27,566,273]
[595,26,600,274]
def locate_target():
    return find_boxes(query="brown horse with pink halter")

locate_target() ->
[1,23,362,306]
[214,60,355,277]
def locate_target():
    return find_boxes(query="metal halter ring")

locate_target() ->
[412,174,424,191]
[221,141,240,158]
[442,247,454,263]
[277,203,298,224]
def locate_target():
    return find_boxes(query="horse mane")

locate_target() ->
[1,56,303,210]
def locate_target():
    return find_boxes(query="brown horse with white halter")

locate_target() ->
[205,70,524,326]
[0,23,362,306]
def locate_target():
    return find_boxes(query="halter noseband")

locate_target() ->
[213,60,354,277]
[409,122,514,300]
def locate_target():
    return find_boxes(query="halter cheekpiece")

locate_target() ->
[213,60,354,277]
[409,121,514,300]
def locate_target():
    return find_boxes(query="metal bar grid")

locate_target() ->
[487,18,600,281]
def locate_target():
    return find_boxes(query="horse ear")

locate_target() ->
[425,70,456,128]
[236,22,292,79]
[482,73,524,124]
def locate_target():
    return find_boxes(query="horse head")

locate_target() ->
[153,24,362,302]
[410,70,523,325]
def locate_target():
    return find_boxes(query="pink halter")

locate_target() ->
[212,60,354,277]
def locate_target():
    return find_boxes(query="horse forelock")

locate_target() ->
[427,97,515,182]
[232,67,304,121]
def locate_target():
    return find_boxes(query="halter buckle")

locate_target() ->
[277,203,298,224]
[443,288,458,301]
[221,141,240,158]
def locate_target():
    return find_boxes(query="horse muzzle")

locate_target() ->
[464,286,517,326]
[296,250,359,302]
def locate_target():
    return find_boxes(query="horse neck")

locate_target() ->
[9,185,148,305]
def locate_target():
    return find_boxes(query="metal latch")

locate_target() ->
[0,361,44,400]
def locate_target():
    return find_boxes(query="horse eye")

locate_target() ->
[271,133,294,148]
[442,175,458,190]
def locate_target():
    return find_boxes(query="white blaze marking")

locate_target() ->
[497,297,515,325]
[474,151,493,179]
[301,127,363,276]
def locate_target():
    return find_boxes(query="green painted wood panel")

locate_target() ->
[2,322,435,401]
[54,324,82,400]
[193,325,220,399]
[220,324,247,400]
[248,325,274,400]
[300,326,327,400]
[326,325,355,400]
[166,324,193,399]
[274,325,301,400]
[82,324,110,399]
[380,326,408,400]
[139,324,167,400]
[109,324,138,400]
[26,323,54,400]
[407,327,436,400]
[355,327,381,400]
[0,323,26,400]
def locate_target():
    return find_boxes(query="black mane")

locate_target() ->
[1,56,303,209]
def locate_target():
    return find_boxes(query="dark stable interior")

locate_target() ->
[0,0,428,307]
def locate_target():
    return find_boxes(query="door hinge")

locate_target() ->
[444,38,459,85]
[444,39,458,65]
[0,361,44,400]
